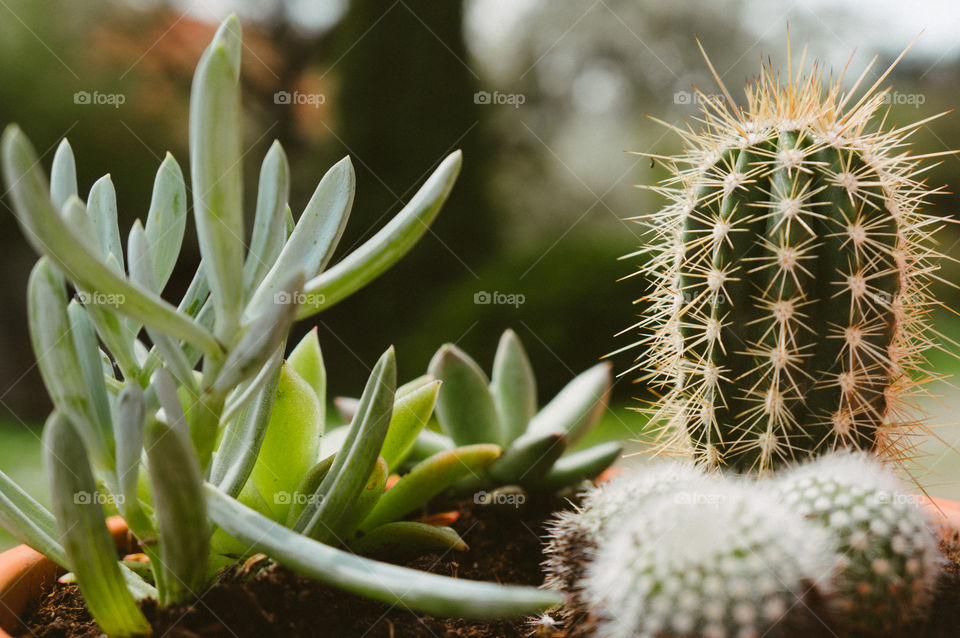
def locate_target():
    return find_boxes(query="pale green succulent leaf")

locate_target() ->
[490,330,537,444]
[87,175,124,270]
[287,327,326,424]
[219,346,282,427]
[0,469,66,567]
[350,522,467,555]
[114,384,151,535]
[50,138,77,211]
[429,343,503,446]
[67,301,114,445]
[145,153,188,292]
[486,431,567,486]
[243,140,290,293]
[297,150,461,317]
[536,441,622,491]
[527,362,611,445]
[338,456,387,539]
[380,379,440,471]
[360,443,501,533]
[405,428,455,464]
[284,454,335,528]
[151,368,189,440]
[44,412,151,637]
[206,484,562,618]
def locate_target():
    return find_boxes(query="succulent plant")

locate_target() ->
[629,48,950,473]
[423,330,620,492]
[774,451,941,633]
[212,328,503,557]
[583,481,832,638]
[0,15,560,636]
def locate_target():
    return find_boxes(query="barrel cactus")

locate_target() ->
[631,52,949,473]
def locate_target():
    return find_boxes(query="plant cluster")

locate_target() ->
[0,15,563,636]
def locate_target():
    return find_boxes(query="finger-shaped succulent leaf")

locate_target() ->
[2,126,222,357]
[351,522,467,555]
[359,444,500,533]
[213,270,304,395]
[429,344,503,446]
[406,428,455,464]
[219,346,282,426]
[528,362,611,445]
[206,484,562,619]
[249,363,322,522]
[211,362,282,498]
[285,454,335,528]
[0,469,66,567]
[243,141,290,293]
[248,157,355,317]
[128,221,196,389]
[287,327,326,417]
[338,457,387,539]
[114,384,151,535]
[486,431,566,487]
[296,348,395,543]
[67,302,114,443]
[44,413,151,637]
[536,441,622,492]
[50,138,77,210]
[297,150,462,317]
[152,368,189,439]
[490,329,537,444]
[189,15,244,337]
[178,265,210,318]
[87,175,124,269]
[28,259,112,471]
[380,379,441,471]
[145,417,209,605]
[144,153,187,292]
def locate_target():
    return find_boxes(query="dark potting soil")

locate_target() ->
[16,501,960,638]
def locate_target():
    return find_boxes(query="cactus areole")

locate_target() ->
[632,47,950,473]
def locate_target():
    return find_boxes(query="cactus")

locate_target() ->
[774,451,941,633]
[629,48,950,473]
[582,482,833,638]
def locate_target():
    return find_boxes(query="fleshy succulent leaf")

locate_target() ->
[429,344,503,446]
[338,457,388,539]
[527,362,611,445]
[87,175,124,270]
[380,379,441,471]
[144,153,188,292]
[351,522,467,555]
[114,384,151,535]
[243,141,290,294]
[486,431,567,487]
[0,469,66,567]
[536,441,622,491]
[287,327,326,424]
[489,330,537,444]
[50,138,77,211]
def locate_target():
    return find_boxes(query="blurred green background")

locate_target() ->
[1,0,960,549]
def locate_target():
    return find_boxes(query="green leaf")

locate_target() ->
[2,126,222,357]
[296,348,395,543]
[284,454,335,528]
[297,150,462,317]
[536,441,622,491]
[145,153,187,292]
[50,138,77,210]
[211,362,282,498]
[350,522,467,555]
[212,270,305,394]
[206,484,562,618]
[0,469,66,567]
[249,363,322,522]
[243,140,290,293]
[359,444,501,532]
[287,327,326,421]
[151,368,189,438]
[44,412,151,637]
[247,157,354,317]
[28,259,112,472]
[490,330,537,444]
[338,457,387,539]
[87,175,124,269]
[189,15,244,338]
[144,417,209,605]
[380,379,440,471]
[405,429,455,464]
[486,431,566,487]
[114,384,151,536]
[528,362,611,445]
[67,301,114,448]
[429,344,503,446]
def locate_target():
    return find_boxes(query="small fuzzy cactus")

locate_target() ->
[629,48,950,473]
[774,451,941,633]
[583,483,832,638]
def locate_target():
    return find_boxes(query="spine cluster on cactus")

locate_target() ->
[626,47,951,473]
[774,451,941,633]
[583,482,832,638]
